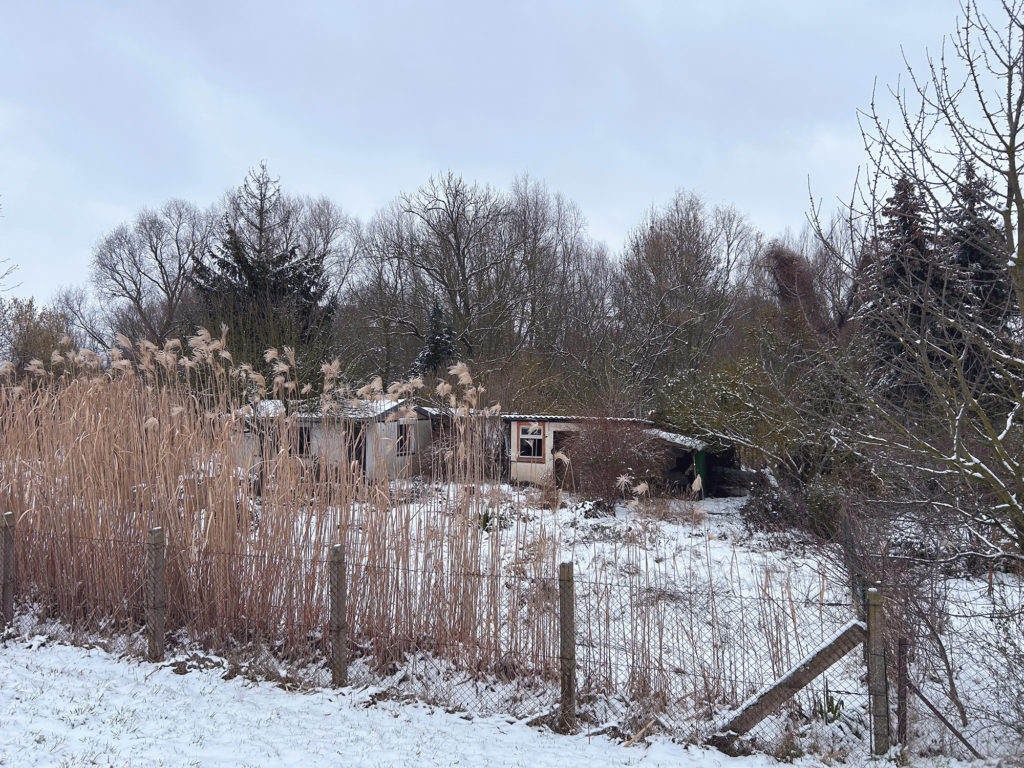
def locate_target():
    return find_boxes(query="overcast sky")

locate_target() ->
[1,1,964,302]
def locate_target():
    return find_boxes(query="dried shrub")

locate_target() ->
[560,420,668,509]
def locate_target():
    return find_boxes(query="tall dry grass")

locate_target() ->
[0,333,859,732]
[0,334,560,677]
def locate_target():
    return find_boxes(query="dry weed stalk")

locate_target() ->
[0,338,559,677]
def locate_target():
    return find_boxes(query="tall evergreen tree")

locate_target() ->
[948,164,1015,329]
[860,176,948,407]
[942,164,1019,406]
[192,164,334,385]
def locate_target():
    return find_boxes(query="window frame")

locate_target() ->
[516,421,545,463]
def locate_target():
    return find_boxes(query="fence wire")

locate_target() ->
[575,574,870,761]
[11,526,1021,764]
[884,577,1024,763]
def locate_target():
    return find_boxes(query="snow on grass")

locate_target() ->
[1,638,785,768]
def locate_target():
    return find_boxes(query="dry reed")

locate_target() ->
[0,333,860,732]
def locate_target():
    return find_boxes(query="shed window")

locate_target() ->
[397,422,415,456]
[518,423,543,459]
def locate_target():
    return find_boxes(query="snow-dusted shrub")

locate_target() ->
[740,472,810,534]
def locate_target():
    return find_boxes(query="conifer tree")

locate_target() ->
[948,164,1015,329]
[942,164,1018,406]
[192,164,334,384]
[410,304,457,377]
[860,176,947,407]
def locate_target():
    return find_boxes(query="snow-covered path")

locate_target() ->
[0,640,767,768]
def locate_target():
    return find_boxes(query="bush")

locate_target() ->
[560,420,668,509]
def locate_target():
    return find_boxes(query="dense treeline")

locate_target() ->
[5,162,764,414]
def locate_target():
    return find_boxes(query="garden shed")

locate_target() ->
[501,414,740,495]
[249,398,433,481]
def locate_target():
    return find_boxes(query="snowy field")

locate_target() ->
[1,639,788,768]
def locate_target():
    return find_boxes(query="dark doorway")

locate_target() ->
[552,430,574,489]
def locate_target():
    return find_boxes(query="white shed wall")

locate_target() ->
[508,420,579,486]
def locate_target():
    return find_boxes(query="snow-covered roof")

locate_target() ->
[330,398,407,421]
[252,398,411,422]
[643,428,706,452]
[253,399,286,418]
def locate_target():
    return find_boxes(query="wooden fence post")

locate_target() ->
[1,512,14,630]
[330,544,348,686]
[867,585,890,756]
[896,637,909,745]
[558,561,576,732]
[147,527,166,662]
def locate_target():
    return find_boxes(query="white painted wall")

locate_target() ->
[247,415,432,481]
[363,418,432,480]
[508,420,579,486]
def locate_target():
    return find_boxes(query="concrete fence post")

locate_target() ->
[147,527,166,662]
[867,584,890,756]
[330,544,349,686]
[1,512,14,630]
[896,637,909,745]
[558,561,576,732]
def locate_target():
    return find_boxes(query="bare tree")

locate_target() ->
[91,199,214,343]
[51,285,108,351]
[299,195,361,294]
[611,191,758,409]
[347,203,421,383]
[400,172,512,360]
[0,259,13,293]
[0,195,16,293]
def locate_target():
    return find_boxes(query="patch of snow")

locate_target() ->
[0,640,794,768]
[643,428,706,451]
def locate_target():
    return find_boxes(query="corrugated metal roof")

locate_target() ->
[252,398,411,422]
[500,414,653,425]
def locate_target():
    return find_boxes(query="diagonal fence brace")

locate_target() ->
[712,619,867,743]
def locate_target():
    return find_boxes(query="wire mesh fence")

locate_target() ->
[10,523,1019,764]
[883,576,1024,763]
[11,528,148,658]
[575,573,870,759]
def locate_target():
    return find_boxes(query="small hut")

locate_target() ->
[248,399,433,481]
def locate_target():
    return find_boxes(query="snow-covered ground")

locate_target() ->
[0,639,785,768]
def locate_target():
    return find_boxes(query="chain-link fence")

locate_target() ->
[14,521,1017,764]
[10,528,148,658]
[883,575,1024,763]
[575,573,870,760]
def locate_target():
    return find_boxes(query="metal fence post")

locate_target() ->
[330,544,349,686]
[867,584,890,756]
[1,512,14,630]
[558,561,576,732]
[147,527,166,662]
